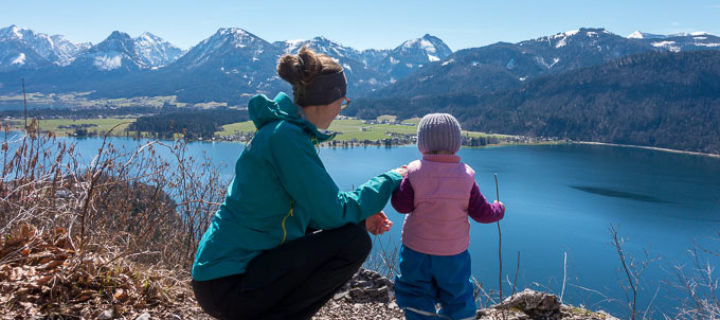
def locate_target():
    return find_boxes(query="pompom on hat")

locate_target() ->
[416,113,462,154]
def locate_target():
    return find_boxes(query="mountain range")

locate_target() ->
[1,25,719,102]
[1,25,720,153]
[373,28,720,99]
[0,25,452,100]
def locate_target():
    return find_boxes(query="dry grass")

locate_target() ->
[0,120,225,318]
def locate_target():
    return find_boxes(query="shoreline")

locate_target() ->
[8,129,720,159]
[572,141,720,159]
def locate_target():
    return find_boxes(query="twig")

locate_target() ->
[642,284,660,320]
[560,251,567,303]
[511,251,520,297]
[494,173,506,320]
[610,224,637,320]
[567,283,620,307]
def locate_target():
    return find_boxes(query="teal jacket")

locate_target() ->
[192,92,403,281]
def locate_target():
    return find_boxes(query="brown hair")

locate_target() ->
[277,46,344,106]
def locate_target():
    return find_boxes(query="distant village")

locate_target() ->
[214,118,566,148]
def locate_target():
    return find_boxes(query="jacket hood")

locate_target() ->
[248,92,335,142]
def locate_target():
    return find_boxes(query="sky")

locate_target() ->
[2,0,720,51]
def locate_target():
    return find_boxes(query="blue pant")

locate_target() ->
[394,246,476,320]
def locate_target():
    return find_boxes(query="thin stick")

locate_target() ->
[494,173,499,201]
[494,173,505,320]
[610,224,637,320]
[511,251,520,297]
[560,251,567,303]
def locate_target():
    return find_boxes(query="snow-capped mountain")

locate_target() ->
[174,28,280,69]
[373,28,658,99]
[0,25,90,71]
[272,36,389,94]
[272,35,453,92]
[4,25,719,106]
[516,28,656,71]
[378,34,453,81]
[627,31,669,40]
[134,32,184,68]
[68,31,147,72]
[149,28,287,101]
[628,31,720,52]
[274,36,365,61]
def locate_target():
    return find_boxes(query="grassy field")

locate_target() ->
[28,118,136,136]
[216,118,507,142]
[218,121,257,137]
[0,92,189,108]
[7,114,511,142]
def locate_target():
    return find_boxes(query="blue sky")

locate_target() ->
[2,0,720,51]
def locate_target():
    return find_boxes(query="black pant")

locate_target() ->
[192,223,372,320]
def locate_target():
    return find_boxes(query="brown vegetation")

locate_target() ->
[0,121,224,318]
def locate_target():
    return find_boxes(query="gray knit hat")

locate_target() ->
[417,113,462,154]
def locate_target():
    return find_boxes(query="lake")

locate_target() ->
[12,135,720,317]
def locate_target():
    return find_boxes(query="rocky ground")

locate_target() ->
[0,225,618,319]
[314,269,619,320]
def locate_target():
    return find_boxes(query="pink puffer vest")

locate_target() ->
[401,154,475,256]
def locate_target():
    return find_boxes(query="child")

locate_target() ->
[391,113,506,320]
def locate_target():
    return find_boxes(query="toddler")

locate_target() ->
[391,113,505,320]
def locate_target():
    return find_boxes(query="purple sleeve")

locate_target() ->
[468,182,505,223]
[391,177,415,213]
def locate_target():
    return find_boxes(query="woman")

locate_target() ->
[191,47,407,319]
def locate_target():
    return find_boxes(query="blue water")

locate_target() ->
[7,134,720,318]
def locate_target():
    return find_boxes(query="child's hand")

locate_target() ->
[494,200,506,212]
[366,211,393,235]
[393,165,409,177]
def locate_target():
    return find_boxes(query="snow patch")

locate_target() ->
[427,54,439,62]
[696,42,720,48]
[552,29,579,38]
[555,37,567,48]
[471,61,479,67]
[419,39,436,53]
[652,41,681,52]
[401,38,437,53]
[441,58,454,66]
[627,31,644,39]
[12,26,24,39]
[405,63,413,68]
[519,76,527,81]
[389,56,399,64]
[535,56,560,69]
[93,54,123,71]
[343,63,352,71]
[12,53,26,65]
[389,77,396,84]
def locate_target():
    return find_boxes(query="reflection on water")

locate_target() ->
[570,185,670,203]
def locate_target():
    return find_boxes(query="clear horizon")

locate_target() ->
[1,0,719,51]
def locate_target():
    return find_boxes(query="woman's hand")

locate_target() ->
[393,165,409,178]
[366,211,393,235]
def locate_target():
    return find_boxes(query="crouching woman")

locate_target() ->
[191,47,406,320]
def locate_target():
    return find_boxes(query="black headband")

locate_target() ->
[293,69,347,106]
